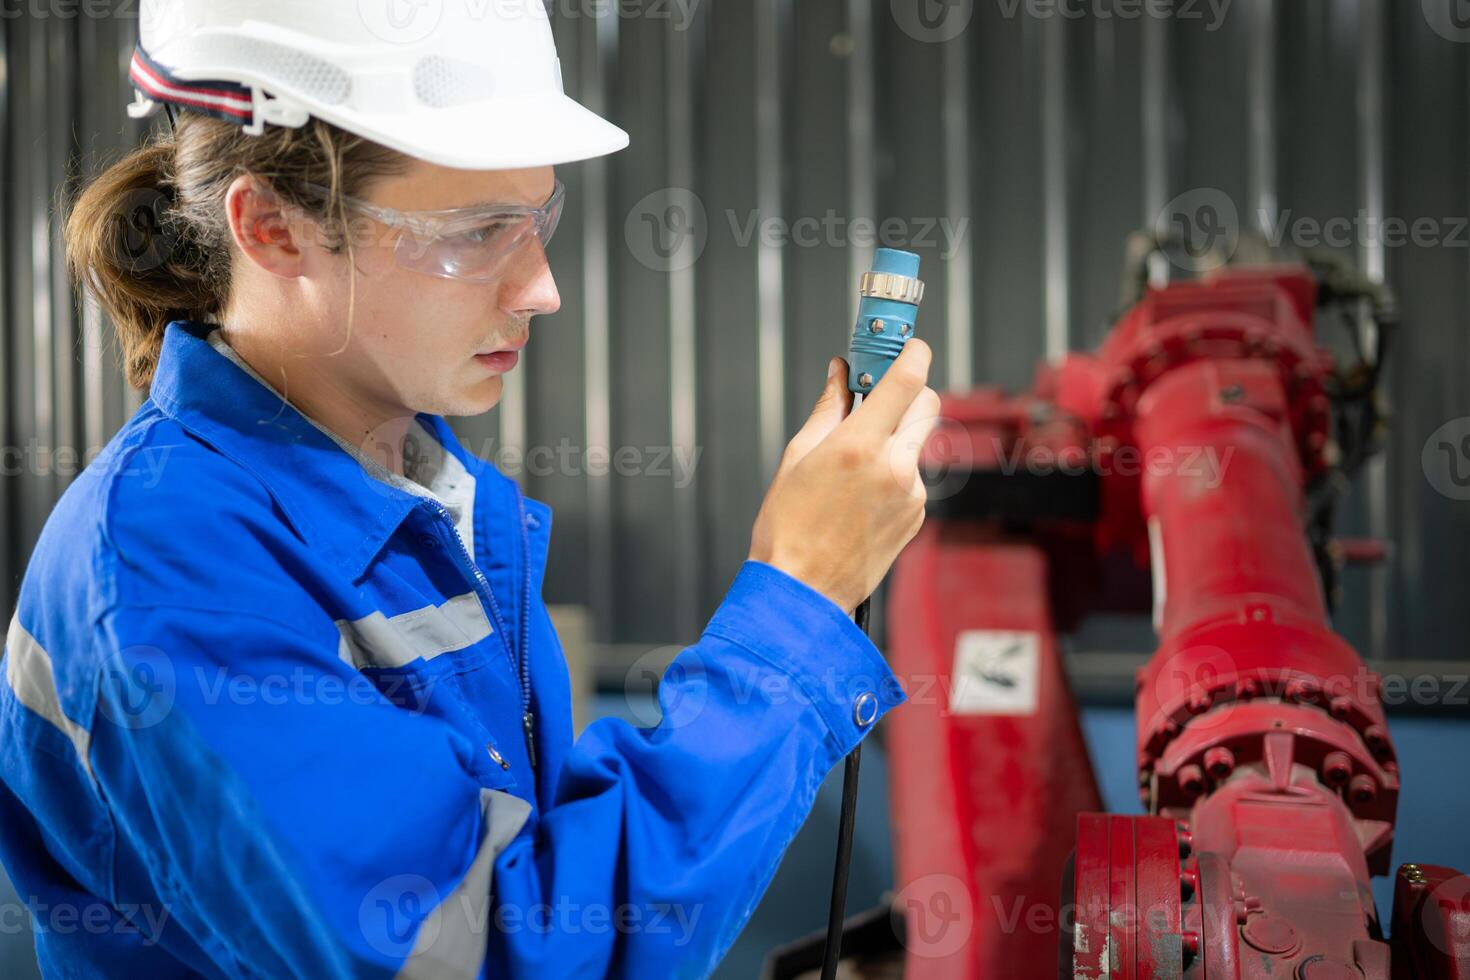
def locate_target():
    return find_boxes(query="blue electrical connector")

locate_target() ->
[847,247,925,395]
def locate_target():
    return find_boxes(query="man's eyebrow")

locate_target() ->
[458,185,557,210]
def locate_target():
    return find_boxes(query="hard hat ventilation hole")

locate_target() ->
[412,55,496,108]
[204,37,352,106]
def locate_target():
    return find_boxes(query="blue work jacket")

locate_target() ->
[0,319,905,978]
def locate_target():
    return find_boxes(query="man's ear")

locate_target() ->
[224,174,307,278]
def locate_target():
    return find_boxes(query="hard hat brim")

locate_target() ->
[308,93,629,171]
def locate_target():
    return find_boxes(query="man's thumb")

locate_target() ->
[801,358,852,438]
[780,359,853,468]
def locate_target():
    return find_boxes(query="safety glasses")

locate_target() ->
[298,179,565,283]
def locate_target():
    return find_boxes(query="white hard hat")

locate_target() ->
[128,0,629,170]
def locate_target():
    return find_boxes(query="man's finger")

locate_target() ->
[846,339,932,438]
[888,386,942,473]
[882,386,940,498]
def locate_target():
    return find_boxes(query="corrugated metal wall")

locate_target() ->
[3,1,1468,667]
[3,5,148,621]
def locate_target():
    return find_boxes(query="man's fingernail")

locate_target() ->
[827,358,841,380]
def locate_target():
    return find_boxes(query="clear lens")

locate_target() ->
[393,184,563,282]
[303,180,565,283]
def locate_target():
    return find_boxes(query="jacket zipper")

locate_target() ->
[427,497,537,776]
[513,488,536,772]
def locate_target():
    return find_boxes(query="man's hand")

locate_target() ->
[748,340,941,616]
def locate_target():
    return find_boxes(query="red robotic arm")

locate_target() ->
[885,265,1469,979]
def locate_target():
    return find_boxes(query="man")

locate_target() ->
[0,2,939,976]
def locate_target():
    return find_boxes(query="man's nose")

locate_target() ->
[503,242,561,317]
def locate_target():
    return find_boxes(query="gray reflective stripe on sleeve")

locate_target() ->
[4,614,93,779]
[336,592,493,670]
[396,788,533,980]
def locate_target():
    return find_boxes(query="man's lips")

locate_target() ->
[474,338,526,373]
[476,336,528,356]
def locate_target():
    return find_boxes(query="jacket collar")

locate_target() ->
[147,319,524,580]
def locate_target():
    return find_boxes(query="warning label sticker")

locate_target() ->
[948,630,1041,716]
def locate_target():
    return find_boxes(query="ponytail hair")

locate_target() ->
[64,111,411,390]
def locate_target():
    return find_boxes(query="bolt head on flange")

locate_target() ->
[1241,913,1301,955]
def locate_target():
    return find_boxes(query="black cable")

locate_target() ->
[820,594,870,980]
